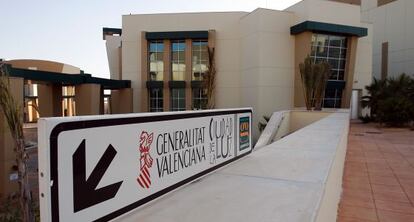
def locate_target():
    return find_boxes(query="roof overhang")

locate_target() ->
[6,66,130,90]
[145,31,209,40]
[103,27,122,40]
[290,21,368,37]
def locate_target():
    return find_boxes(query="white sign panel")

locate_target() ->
[38,109,252,222]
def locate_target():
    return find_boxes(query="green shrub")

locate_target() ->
[362,73,414,126]
[377,97,414,126]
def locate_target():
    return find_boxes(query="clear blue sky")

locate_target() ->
[1,0,301,78]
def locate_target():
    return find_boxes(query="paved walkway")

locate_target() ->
[337,122,414,222]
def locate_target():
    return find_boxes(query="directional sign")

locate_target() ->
[72,140,123,212]
[38,109,252,222]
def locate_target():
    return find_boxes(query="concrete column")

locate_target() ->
[99,87,104,115]
[111,88,133,114]
[208,29,216,48]
[75,84,101,115]
[185,39,193,110]
[163,39,171,111]
[38,83,62,117]
[342,36,358,108]
[140,32,149,112]
[207,30,216,109]
[0,77,23,198]
[293,32,313,108]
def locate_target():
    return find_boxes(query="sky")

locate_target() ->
[1,0,302,78]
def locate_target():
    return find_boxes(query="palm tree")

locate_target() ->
[313,62,330,110]
[387,73,412,97]
[299,56,314,110]
[299,56,330,110]
[361,78,387,119]
[0,64,34,222]
[362,74,414,126]
[203,47,216,109]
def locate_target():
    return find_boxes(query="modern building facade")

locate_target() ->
[104,0,372,139]
[329,0,414,79]
[360,0,414,79]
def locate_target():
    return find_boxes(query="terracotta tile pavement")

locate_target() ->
[337,122,414,222]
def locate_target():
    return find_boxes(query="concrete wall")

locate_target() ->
[122,11,247,113]
[111,88,133,114]
[255,110,332,149]
[105,35,122,80]
[293,31,312,108]
[239,8,296,140]
[315,113,349,222]
[289,110,331,133]
[362,0,414,79]
[286,0,362,26]
[121,9,297,140]
[352,23,373,116]
[120,111,350,222]
[0,77,24,198]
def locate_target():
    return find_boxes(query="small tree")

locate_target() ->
[313,62,330,110]
[361,78,388,119]
[0,64,34,222]
[299,56,330,110]
[362,74,414,126]
[203,47,216,109]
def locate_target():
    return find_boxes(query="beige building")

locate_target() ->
[360,0,414,79]
[0,59,131,198]
[104,0,372,139]
[329,0,414,79]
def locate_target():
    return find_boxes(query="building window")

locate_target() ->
[103,90,111,114]
[149,41,164,81]
[192,88,207,110]
[171,88,186,111]
[62,86,76,116]
[171,40,186,81]
[323,89,342,108]
[192,40,208,81]
[149,88,163,112]
[24,83,39,123]
[311,34,347,80]
[311,34,348,108]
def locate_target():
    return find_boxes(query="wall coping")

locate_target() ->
[118,110,350,222]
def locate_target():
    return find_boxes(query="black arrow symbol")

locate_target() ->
[72,139,123,212]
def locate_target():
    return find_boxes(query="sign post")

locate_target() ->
[38,109,252,222]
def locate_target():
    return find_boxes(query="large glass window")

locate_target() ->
[171,88,186,111]
[192,88,207,110]
[311,34,348,108]
[62,86,76,117]
[171,40,186,81]
[311,34,347,80]
[149,41,164,81]
[24,83,39,123]
[192,40,208,81]
[149,88,163,112]
[323,89,343,108]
